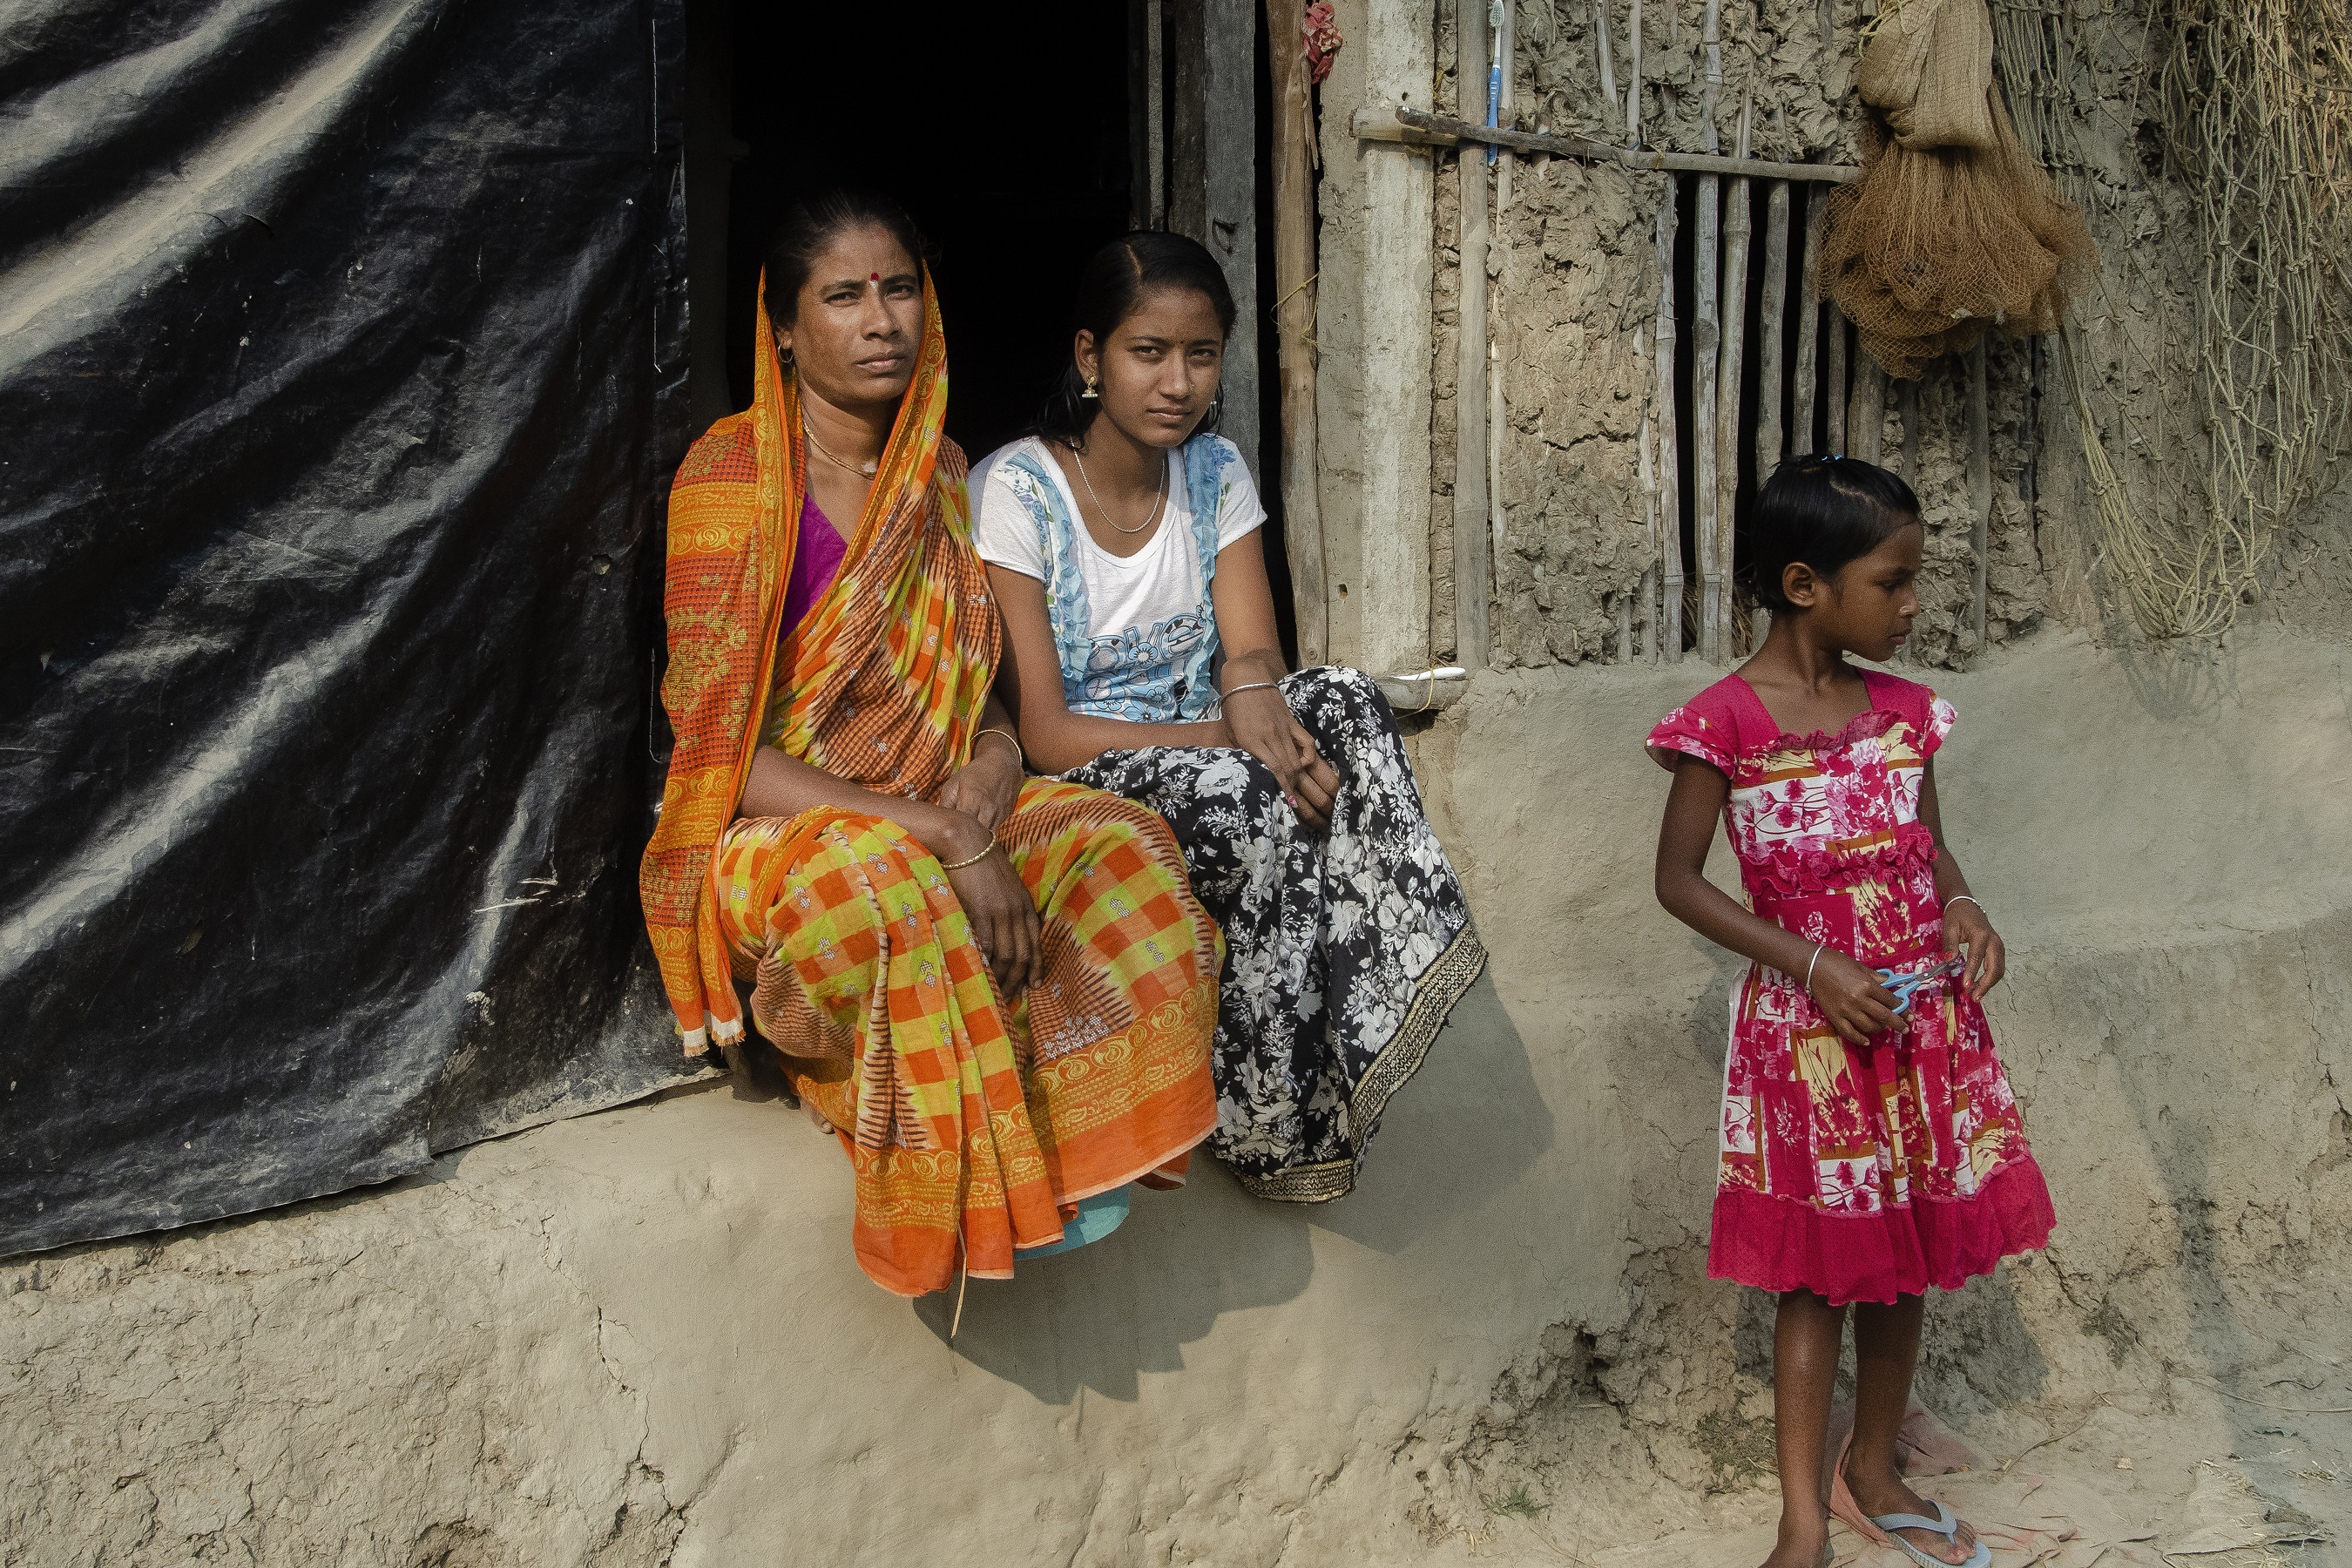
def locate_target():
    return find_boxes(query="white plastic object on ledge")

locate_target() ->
[1375,666,1470,713]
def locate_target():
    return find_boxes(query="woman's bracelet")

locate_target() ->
[1221,680,1281,700]
[1803,942,1826,994]
[939,834,997,872]
[974,727,1022,763]
[1943,894,1985,919]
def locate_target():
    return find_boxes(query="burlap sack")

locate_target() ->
[1818,90,2097,379]
[1856,0,1999,152]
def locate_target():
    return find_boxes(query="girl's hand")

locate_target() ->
[1807,947,1905,1044]
[1224,686,1339,831]
[1942,898,2005,1000]
[936,736,1024,835]
[941,838,1043,997]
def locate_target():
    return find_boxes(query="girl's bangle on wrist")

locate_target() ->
[1803,942,1826,994]
[1222,680,1281,700]
[1943,894,1984,919]
[940,833,997,872]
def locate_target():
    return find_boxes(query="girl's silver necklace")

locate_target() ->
[1070,445,1168,536]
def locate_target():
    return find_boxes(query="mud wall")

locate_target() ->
[1400,0,2348,672]
[6,627,2348,1565]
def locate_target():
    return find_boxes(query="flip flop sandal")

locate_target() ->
[1867,1502,1991,1568]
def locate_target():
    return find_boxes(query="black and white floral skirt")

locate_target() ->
[1061,666,1484,1201]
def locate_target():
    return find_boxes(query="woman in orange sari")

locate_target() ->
[641,190,1220,1297]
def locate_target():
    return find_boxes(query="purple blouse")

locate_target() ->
[782,496,848,634]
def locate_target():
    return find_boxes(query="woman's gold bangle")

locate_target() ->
[974,727,1023,763]
[940,835,997,872]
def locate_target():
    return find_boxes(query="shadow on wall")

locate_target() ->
[916,970,1550,1403]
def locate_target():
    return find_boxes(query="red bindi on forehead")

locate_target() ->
[868,272,880,281]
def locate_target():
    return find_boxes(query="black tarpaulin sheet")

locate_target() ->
[0,0,699,1257]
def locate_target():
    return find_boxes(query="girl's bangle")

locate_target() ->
[940,834,997,872]
[974,727,1022,763]
[1803,942,1826,994]
[1943,894,1985,919]
[1221,680,1281,700]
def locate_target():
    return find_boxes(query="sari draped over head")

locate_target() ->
[642,270,1220,1296]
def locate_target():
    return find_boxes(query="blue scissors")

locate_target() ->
[1875,955,1965,1017]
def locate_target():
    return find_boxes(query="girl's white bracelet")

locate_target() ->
[1803,942,1826,993]
[1943,894,1984,918]
[1221,680,1281,700]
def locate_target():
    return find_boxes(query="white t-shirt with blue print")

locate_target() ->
[970,435,1267,720]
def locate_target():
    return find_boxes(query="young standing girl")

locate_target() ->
[1648,457,2054,1568]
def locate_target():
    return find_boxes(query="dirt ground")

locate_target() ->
[6,630,2349,1567]
[1429,1327,2352,1567]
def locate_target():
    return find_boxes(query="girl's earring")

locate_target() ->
[1080,376,1099,401]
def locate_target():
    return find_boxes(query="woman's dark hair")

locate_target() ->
[1032,232,1238,448]
[762,187,929,323]
[1746,454,1921,614]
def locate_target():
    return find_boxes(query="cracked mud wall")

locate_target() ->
[7,629,2350,1566]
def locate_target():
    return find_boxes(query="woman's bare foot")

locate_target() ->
[802,1098,835,1133]
[1759,1508,1834,1568]
[1842,1461,1977,1565]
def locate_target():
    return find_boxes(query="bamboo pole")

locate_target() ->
[1638,332,1659,660]
[1355,107,1860,183]
[1592,0,1617,133]
[1146,0,1166,226]
[1757,177,1791,479]
[1848,355,1884,464]
[1897,375,1921,479]
[1714,95,1754,663]
[1263,0,1328,663]
[1490,343,1506,568]
[1794,185,1824,455]
[1655,177,1683,662]
[1825,307,1848,458]
[1454,0,1493,668]
[1625,0,1642,144]
[1497,0,1517,211]
[1692,0,1723,663]
[1490,0,1516,606]
[1967,340,1992,640]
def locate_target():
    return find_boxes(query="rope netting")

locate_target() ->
[1995,0,2352,639]
[1821,0,2098,382]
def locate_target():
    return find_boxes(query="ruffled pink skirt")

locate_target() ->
[1709,1156,2055,1306]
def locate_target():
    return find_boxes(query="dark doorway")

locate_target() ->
[716,1,1137,463]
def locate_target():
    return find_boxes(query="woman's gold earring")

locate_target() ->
[1080,377,1099,401]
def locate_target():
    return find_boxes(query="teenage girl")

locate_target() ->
[1648,456,2055,1568]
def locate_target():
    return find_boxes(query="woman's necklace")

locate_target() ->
[1070,445,1168,536]
[803,421,878,478]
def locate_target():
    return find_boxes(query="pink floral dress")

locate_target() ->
[1648,670,2054,1305]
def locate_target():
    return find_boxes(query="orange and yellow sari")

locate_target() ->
[640,274,1220,1297]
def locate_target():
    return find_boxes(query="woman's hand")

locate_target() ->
[1942,897,2005,1000]
[936,733,1024,835]
[1223,686,1340,831]
[1807,947,1905,1044]
[933,816,1042,997]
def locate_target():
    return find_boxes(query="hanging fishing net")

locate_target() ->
[1815,0,2096,381]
